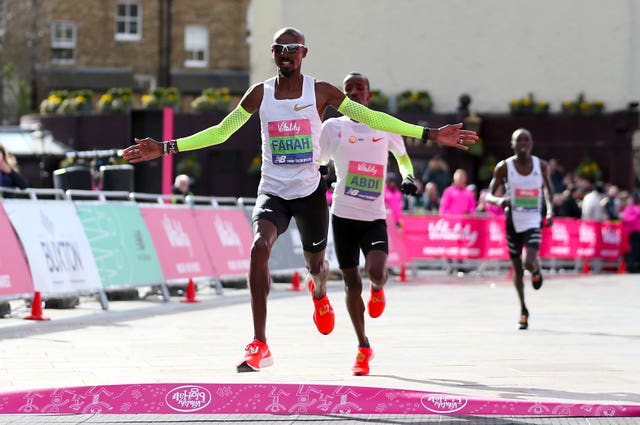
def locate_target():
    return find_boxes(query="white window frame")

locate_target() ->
[51,21,77,64]
[184,25,209,68]
[115,0,142,41]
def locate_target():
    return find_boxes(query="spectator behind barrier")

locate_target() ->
[439,168,476,216]
[422,155,452,197]
[581,180,606,222]
[548,158,566,194]
[423,182,440,213]
[602,184,620,221]
[552,184,582,219]
[477,187,505,216]
[622,190,640,273]
[172,174,193,204]
[384,172,403,227]
[0,144,28,198]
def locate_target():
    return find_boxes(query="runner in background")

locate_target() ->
[485,128,554,330]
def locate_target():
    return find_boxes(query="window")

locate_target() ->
[115,1,142,41]
[51,21,77,64]
[184,25,209,68]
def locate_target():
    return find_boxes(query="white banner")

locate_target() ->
[3,200,102,296]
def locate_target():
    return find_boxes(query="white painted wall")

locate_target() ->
[249,0,639,114]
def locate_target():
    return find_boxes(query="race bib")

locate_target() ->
[344,161,384,201]
[513,188,540,211]
[268,119,313,164]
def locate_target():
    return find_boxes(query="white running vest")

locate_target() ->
[258,75,322,200]
[506,155,543,233]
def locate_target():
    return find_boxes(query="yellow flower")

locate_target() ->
[101,94,113,102]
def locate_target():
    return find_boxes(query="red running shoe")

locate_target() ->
[367,284,386,318]
[309,280,335,335]
[352,346,374,376]
[236,339,273,372]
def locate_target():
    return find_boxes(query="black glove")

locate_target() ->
[319,165,329,176]
[400,176,418,195]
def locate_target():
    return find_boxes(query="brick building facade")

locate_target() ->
[0,0,249,121]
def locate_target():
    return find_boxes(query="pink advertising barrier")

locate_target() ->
[402,215,507,260]
[0,203,34,298]
[139,206,216,281]
[401,215,622,261]
[0,383,637,416]
[386,212,408,267]
[191,208,253,277]
[539,218,622,260]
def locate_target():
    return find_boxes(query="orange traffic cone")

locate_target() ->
[581,259,591,274]
[24,291,51,321]
[289,271,301,291]
[617,260,627,274]
[180,278,200,303]
[395,264,408,283]
[507,265,514,279]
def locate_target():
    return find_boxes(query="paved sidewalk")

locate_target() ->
[0,271,638,424]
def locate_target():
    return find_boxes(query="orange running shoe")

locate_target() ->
[236,339,273,372]
[352,346,374,376]
[309,280,335,335]
[367,284,386,318]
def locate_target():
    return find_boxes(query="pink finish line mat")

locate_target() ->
[0,383,637,417]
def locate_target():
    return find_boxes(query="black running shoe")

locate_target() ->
[532,270,543,290]
[519,307,529,330]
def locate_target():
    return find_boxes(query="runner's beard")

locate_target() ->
[279,67,294,77]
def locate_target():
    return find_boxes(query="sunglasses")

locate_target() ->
[271,43,305,54]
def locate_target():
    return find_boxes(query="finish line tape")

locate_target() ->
[0,383,637,416]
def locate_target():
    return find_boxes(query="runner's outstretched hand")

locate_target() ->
[432,123,478,151]
[122,138,163,163]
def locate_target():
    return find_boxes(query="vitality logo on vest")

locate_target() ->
[268,119,313,164]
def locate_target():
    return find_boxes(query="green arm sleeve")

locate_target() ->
[176,105,252,152]
[392,152,415,180]
[337,97,424,139]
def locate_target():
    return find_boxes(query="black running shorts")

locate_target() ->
[506,212,541,258]
[331,214,388,269]
[252,178,328,253]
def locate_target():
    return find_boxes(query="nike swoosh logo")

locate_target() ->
[312,239,325,246]
[372,137,384,142]
[293,103,314,111]
[371,241,385,245]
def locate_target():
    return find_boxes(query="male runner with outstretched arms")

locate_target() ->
[122,27,478,372]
